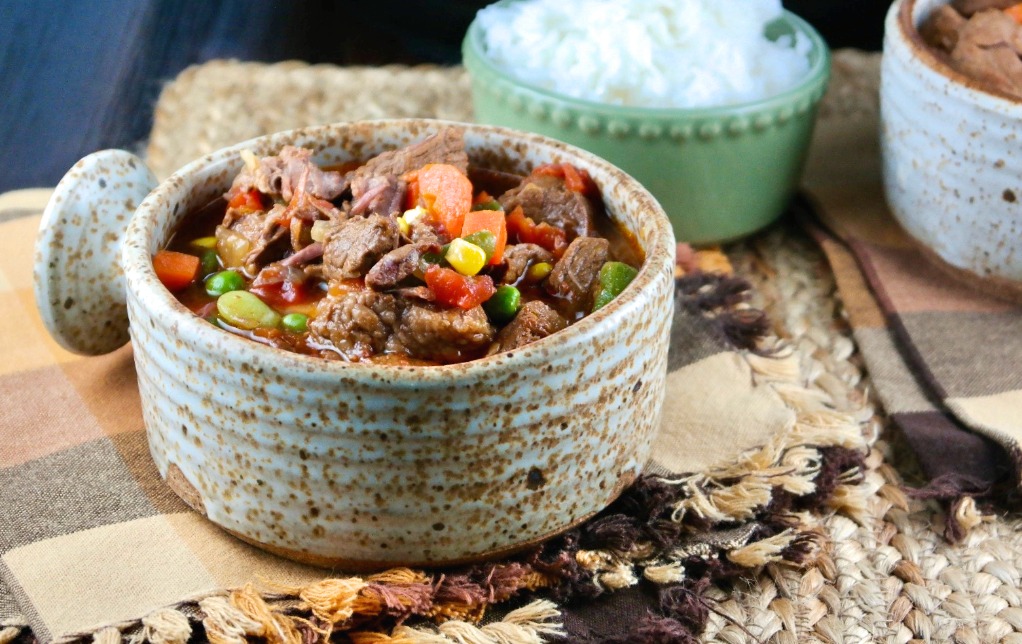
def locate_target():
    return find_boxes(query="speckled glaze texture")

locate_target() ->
[45,120,674,568]
[34,150,158,355]
[462,5,831,244]
[882,0,1022,283]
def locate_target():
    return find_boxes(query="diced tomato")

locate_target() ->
[461,209,508,264]
[533,163,597,196]
[506,206,568,258]
[228,189,266,212]
[407,164,472,237]
[424,265,496,310]
[153,250,200,292]
[250,279,315,307]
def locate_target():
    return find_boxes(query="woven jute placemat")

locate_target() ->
[135,54,1021,643]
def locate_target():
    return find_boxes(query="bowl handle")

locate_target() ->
[33,150,158,355]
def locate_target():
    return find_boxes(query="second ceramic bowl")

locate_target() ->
[463,4,831,244]
[882,0,1022,293]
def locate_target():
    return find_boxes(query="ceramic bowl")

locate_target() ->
[462,3,831,244]
[882,0,1022,292]
[33,119,675,569]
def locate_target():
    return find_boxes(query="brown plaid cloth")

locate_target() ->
[807,181,1021,527]
[0,187,864,642]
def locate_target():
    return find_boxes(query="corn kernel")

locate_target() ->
[402,206,428,224]
[189,236,218,250]
[445,238,487,276]
[397,216,411,237]
[526,261,553,282]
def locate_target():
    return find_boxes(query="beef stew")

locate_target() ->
[157,129,643,365]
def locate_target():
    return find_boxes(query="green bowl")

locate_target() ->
[462,6,831,244]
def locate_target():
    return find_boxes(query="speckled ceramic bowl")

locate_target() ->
[33,119,674,569]
[463,4,831,244]
[882,0,1022,293]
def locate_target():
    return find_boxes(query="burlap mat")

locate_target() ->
[142,54,1020,642]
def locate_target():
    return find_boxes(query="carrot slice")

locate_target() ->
[153,250,200,292]
[1007,3,1022,23]
[413,164,472,237]
[461,209,507,264]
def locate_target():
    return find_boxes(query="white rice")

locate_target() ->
[475,0,813,109]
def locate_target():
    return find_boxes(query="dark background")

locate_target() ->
[0,0,894,193]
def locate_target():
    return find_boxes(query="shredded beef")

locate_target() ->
[216,205,289,275]
[499,175,595,239]
[950,9,1022,98]
[394,303,494,363]
[322,214,400,281]
[350,175,407,217]
[230,146,346,202]
[493,301,567,352]
[497,243,554,285]
[348,129,469,187]
[545,237,609,311]
[952,0,1018,16]
[921,5,967,52]
[309,290,399,359]
[365,243,438,291]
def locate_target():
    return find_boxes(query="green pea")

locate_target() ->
[462,230,496,263]
[281,313,309,334]
[484,285,521,322]
[216,291,281,330]
[472,200,502,211]
[200,249,219,277]
[205,270,245,297]
[592,262,639,312]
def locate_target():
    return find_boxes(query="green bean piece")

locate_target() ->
[281,313,309,334]
[200,249,219,277]
[592,262,639,312]
[472,199,502,211]
[461,230,496,263]
[205,270,245,297]
[216,291,281,330]
[483,285,521,322]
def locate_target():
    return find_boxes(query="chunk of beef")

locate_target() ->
[394,286,434,302]
[394,303,494,363]
[950,9,1022,98]
[920,5,967,52]
[349,129,469,187]
[499,175,595,239]
[468,166,528,197]
[545,237,609,310]
[952,0,1018,17]
[493,301,567,353]
[216,205,289,276]
[322,214,400,281]
[497,243,554,285]
[365,242,439,290]
[308,290,399,359]
[229,146,346,202]
[408,218,446,245]
[350,175,407,217]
